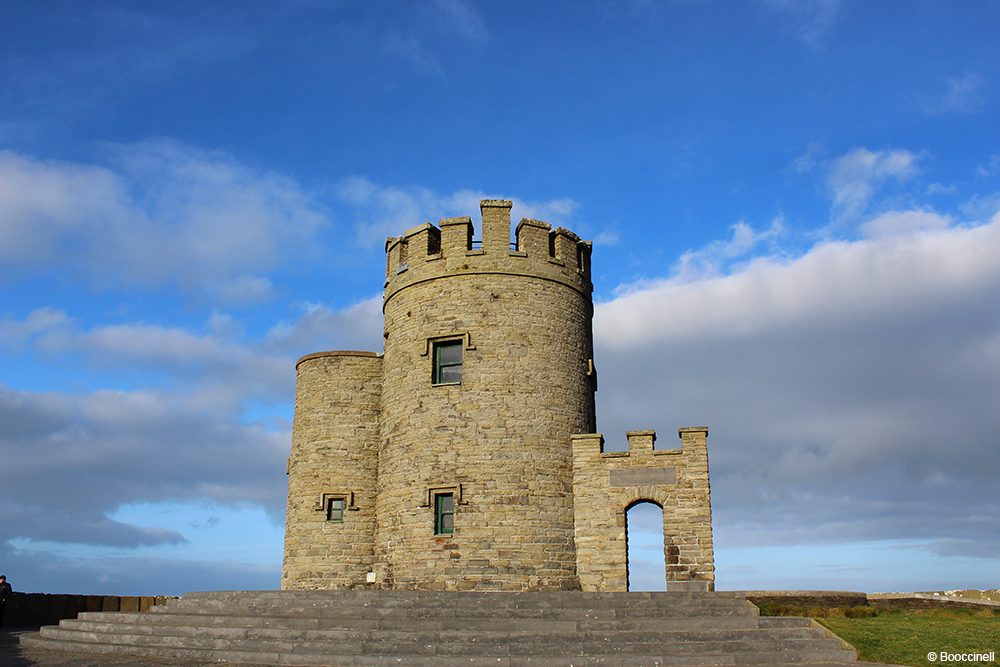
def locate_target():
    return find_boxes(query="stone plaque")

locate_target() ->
[609,467,676,487]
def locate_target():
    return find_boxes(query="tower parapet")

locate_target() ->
[384,200,592,307]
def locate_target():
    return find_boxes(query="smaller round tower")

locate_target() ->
[282,351,381,590]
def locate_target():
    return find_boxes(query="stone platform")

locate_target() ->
[19,590,870,666]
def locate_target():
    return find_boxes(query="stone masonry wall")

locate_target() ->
[282,351,381,589]
[3,593,173,628]
[375,201,596,590]
[571,428,715,592]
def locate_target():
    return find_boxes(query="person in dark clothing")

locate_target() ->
[0,575,11,627]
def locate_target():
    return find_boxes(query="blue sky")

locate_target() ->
[2,0,999,596]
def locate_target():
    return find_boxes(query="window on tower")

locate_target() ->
[435,492,455,534]
[432,340,463,385]
[326,497,346,523]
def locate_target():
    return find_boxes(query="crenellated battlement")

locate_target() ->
[384,200,592,305]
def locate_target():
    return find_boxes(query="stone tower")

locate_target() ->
[282,200,715,592]
[376,200,595,590]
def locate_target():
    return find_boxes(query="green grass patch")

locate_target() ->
[760,605,999,666]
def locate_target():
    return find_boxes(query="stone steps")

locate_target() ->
[175,590,748,607]
[177,590,745,604]
[166,592,753,613]
[74,610,770,632]
[60,617,830,642]
[20,590,860,666]
[39,624,850,653]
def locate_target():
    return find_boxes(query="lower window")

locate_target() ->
[432,340,463,384]
[435,492,455,534]
[326,497,345,522]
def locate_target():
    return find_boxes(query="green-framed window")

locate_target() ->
[326,497,345,523]
[435,492,455,535]
[433,340,463,385]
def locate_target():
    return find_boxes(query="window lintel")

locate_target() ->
[420,483,466,507]
[421,332,475,356]
[314,491,358,512]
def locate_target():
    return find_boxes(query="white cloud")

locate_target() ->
[593,229,621,247]
[0,291,389,556]
[859,209,952,239]
[594,209,1000,561]
[959,191,1000,220]
[0,293,386,556]
[0,142,329,302]
[14,311,291,402]
[826,147,921,219]
[975,153,1000,178]
[0,383,290,548]
[426,0,487,42]
[0,307,71,348]
[926,72,987,115]
[211,275,278,304]
[601,210,998,346]
[670,216,785,283]
[0,151,126,266]
[791,142,826,174]
[265,296,384,356]
[762,0,842,49]
[518,197,580,224]
[382,33,445,77]
[82,324,236,367]
[379,0,487,76]
[335,177,579,246]
[926,182,957,195]
[0,539,280,596]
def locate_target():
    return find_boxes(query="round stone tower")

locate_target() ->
[282,351,381,589]
[375,200,596,590]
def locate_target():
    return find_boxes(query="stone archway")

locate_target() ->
[571,428,714,592]
[625,499,666,591]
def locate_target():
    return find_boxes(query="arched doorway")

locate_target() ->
[625,500,666,591]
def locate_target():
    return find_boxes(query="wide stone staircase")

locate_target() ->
[20,590,861,666]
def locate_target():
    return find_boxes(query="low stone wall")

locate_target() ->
[740,590,1000,612]
[2,592,175,628]
[868,593,1000,611]
[740,590,869,609]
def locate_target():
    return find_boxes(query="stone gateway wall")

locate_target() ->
[281,200,715,592]
[571,428,715,592]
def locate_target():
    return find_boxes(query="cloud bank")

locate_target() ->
[0,296,384,569]
[335,176,578,246]
[595,210,1000,568]
[0,142,329,302]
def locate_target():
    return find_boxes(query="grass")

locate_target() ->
[758,604,999,666]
